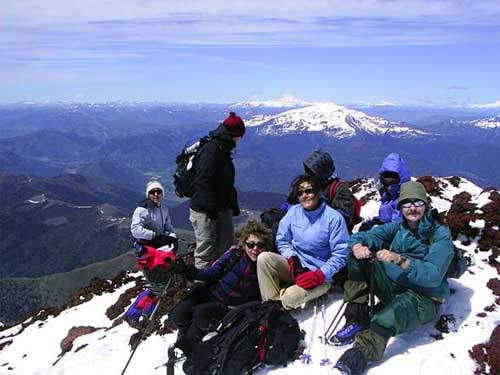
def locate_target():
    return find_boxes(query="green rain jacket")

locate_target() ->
[349,209,454,302]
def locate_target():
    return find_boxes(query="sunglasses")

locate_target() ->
[245,241,266,250]
[400,199,426,209]
[297,188,316,196]
[149,189,163,196]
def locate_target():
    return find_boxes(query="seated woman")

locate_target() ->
[257,174,349,310]
[332,181,454,375]
[131,179,178,250]
[168,221,272,363]
[124,180,178,328]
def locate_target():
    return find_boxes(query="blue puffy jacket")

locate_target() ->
[276,201,349,281]
[377,153,411,223]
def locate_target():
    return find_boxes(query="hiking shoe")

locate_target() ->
[329,323,366,346]
[334,348,368,375]
[123,313,145,330]
[332,362,351,374]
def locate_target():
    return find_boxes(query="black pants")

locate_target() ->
[169,285,229,356]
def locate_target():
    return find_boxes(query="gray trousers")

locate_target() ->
[189,208,234,269]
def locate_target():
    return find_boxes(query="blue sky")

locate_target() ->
[2,0,499,106]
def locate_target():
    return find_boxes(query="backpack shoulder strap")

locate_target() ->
[328,179,344,201]
[220,246,244,278]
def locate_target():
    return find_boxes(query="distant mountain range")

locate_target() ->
[0,100,498,193]
[231,94,312,108]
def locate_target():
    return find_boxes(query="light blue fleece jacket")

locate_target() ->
[276,201,349,281]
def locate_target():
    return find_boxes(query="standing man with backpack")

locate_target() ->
[189,112,245,269]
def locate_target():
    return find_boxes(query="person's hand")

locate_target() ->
[352,243,372,260]
[170,260,198,280]
[156,234,178,246]
[296,269,325,290]
[376,249,400,264]
[288,256,308,281]
[169,259,186,273]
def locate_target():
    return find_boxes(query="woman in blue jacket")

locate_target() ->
[257,174,349,310]
[169,221,272,363]
[332,181,454,375]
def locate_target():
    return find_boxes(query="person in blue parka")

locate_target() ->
[257,174,349,310]
[331,181,454,375]
[359,153,411,231]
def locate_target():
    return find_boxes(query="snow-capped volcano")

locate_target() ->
[465,116,500,130]
[468,100,500,109]
[0,176,498,375]
[246,102,427,139]
[231,94,312,108]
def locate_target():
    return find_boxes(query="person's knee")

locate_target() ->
[257,251,273,267]
[280,286,306,310]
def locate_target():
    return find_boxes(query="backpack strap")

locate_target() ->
[328,179,344,201]
[220,246,244,278]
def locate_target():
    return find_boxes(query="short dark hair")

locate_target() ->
[238,220,273,250]
[292,174,322,196]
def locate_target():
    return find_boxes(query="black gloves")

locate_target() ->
[288,255,309,282]
[155,234,179,250]
[170,259,198,280]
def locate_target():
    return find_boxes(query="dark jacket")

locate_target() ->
[196,245,261,306]
[326,180,356,222]
[189,124,239,218]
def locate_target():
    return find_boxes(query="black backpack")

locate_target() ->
[190,301,303,375]
[173,136,213,198]
[260,207,286,252]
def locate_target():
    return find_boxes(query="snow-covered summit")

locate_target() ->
[0,176,498,375]
[468,100,500,109]
[246,102,428,139]
[231,94,312,108]
[466,116,500,130]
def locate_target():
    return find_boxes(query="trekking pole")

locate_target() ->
[369,258,375,318]
[319,297,332,366]
[324,300,347,342]
[121,276,173,375]
[299,299,319,364]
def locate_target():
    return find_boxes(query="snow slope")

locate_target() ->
[246,103,427,139]
[0,177,498,375]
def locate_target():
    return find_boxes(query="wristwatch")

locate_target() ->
[396,255,408,266]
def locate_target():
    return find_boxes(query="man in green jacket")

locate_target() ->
[332,181,454,375]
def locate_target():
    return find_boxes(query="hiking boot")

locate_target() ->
[334,347,368,375]
[123,313,146,330]
[329,322,366,346]
[332,362,351,374]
